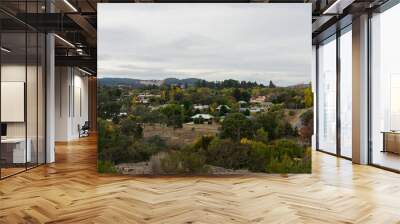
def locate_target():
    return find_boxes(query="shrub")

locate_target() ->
[260,139,311,173]
[265,155,294,173]
[193,135,215,151]
[160,151,181,174]
[265,154,311,174]
[160,104,183,128]
[247,141,273,172]
[120,116,143,140]
[254,128,269,144]
[179,147,209,174]
[161,147,209,174]
[253,110,283,140]
[145,135,167,149]
[276,121,296,137]
[300,109,313,126]
[220,113,254,141]
[273,139,305,159]
[243,109,250,116]
[97,160,118,173]
[193,117,204,124]
[206,138,250,169]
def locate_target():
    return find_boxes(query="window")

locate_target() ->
[0,2,46,179]
[370,3,400,171]
[339,27,352,158]
[317,36,337,154]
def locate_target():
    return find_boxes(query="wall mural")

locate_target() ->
[97,3,313,175]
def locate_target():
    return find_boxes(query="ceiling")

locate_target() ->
[0,0,392,75]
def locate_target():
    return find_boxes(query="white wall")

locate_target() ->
[55,67,89,141]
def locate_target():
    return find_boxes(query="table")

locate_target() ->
[381,131,400,154]
[1,138,31,164]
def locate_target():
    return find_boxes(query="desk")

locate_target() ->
[382,131,400,154]
[1,138,31,163]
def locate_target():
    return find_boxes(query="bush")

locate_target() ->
[243,109,250,116]
[276,121,296,137]
[300,109,313,126]
[273,139,305,159]
[206,138,250,169]
[261,139,311,173]
[161,147,209,174]
[265,154,294,173]
[160,104,183,128]
[97,160,118,173]
[193,117,204,124]
[247,141,273,172]
[254,128,269,144]
[193,135,215,151]
[145,135,167,149]
[265,154,311,173]
[179,147,209,174]
[160,151,181,174]
[220,113,254,141]
[253,110,284,140]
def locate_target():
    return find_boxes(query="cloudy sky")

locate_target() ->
[98,4,311,86]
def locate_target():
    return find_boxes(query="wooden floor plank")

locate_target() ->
[0,135,400,223]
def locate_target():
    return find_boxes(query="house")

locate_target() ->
[216,105,231,111]
[193,104,209,111]
[136,93,161,104]
[239,107,250,113]
[118,112,128,117]
[250,96,266,104]
[249,107,262,113]
[260,102,273,111]
[191,114,214,121]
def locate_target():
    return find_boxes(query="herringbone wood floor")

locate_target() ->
[1,136,400,224]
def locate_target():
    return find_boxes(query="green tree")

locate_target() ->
[303,86,313,108]
[232,88,242,101]
[120,116,143,140]
[247,141,272,172]
[160,104,184,128]
[220,113,254,141]
[254,128,269,143]
[218,105,229,116]
[254,110,283,140]
[206,138,250,169]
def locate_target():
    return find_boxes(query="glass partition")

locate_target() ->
[370,3,400,171]
[339,27,352,158]
[27,31,38,169]
[0,2,46,179]
[38,32,46,165]
[317,36,337,154]
[1,31,28,177]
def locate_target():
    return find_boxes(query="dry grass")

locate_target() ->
[143,123,220,146]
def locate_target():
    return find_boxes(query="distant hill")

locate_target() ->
[98,78,163,87]
[287,83,311,89]
[99,77,309,89]
[99,77,202,87]
[99,78,142,87]
[163,78,202,86]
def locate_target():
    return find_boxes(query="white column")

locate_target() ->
[46,32,55,163]
[352,14,369,164]
[311,45,317,150]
